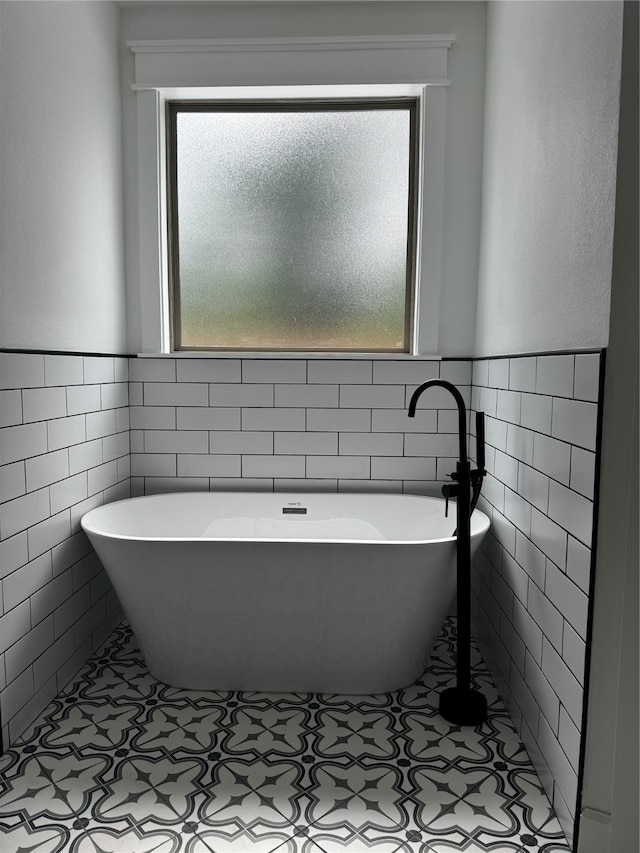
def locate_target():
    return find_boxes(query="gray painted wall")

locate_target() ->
[0,1,127,353]
[475,0,623,356]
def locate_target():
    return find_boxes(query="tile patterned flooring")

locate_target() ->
[0,619,571,853]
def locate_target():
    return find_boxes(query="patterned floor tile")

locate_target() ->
[0,618,571,853]
[302,761,410,834]
[406,764,519,836]
[196,757,306,831]
[311,707,402,764]
[40,701,143,753]
[130,705,225,756]
[220,705,310,759]
[497,770,570,844]
[70,823,183,852]
[0,822,72,853]
[153,685,233,708]
[0,749,110,823]
[302,830,413,852]
[93,754,209,826]
[195,829,328,852]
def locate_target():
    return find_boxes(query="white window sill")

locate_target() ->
[136,352,445,360]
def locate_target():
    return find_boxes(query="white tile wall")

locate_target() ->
[471,351,603,845]
[1,348,603,849]
[128,357,471,495]
[0,352,129,748]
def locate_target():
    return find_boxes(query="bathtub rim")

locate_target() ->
[81,491,490,546]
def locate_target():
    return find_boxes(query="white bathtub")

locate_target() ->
[81,492,490,694]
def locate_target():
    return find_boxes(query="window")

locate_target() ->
[129,36,453,354]
[167,100,417,351]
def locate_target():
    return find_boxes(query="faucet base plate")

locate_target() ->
[439,686,488,727]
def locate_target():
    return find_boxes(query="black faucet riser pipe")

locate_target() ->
[407,377,487,727]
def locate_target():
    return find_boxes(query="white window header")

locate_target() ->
[128,35,454,90]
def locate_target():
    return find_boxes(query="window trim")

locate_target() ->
[166,97,419,353]
[129,36,454,356]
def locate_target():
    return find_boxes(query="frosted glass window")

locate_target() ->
[169,102,416,351]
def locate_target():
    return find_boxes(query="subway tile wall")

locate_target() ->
[0,352,130,748]
[469,351,602,846]
[1,347,604,849]
[128,357,472,496]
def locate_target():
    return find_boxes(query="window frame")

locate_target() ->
[129,36,454,356]
[166,97,420,353]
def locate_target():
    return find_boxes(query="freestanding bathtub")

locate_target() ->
[81,492,489,694]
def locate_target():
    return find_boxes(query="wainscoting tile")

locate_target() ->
[66,384,102,416]
[535,355,574,399]
[561,623,586,687]
[210,383,274,408]
[22,387,68,423]
[570,446,596,500]
[338,433,402,457]
[372,360,438,385]
[25,450,70,493]
[1,422,49,466]
[0,390,22,428]
[243,455,306,479]
[178,358,241,383]
[244,408,307,432]
[508,356,537,393]
[0,352,45,390]
[177,406,239,431]
[439,359,472,385]
[243,359,307,384]
[86,410,117,442]
[565,536,592,594]
[551,398,598,452]
[541,639,583,729]
[520,393,553,435]
[130,357,177,382]
[308,360,372,384]
[177,454,240,478]
[0,487,51,540]
[370,457,436,481]
[496,389,521,425]
[548,482,593,547]
[307,408,370,433]
[488,359,510,390]
[212,431,274,455]
[506,424,534,467]
[533,433,571,486]
[372,408,437,433]
[0,461,26,504]
[544,561,589,640]
[144,429,208,454]
[573,353,601,403]
[276,384,339,409]
[44,354,84,387]
[530,509,568,572]
[306,455,369,480]
[340,384,405,409]
[473,351,602,845]
[275,432,336,456]
[144,382,208,407]
[100,382,129,410]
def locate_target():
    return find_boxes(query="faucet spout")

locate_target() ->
[408,379,468,463]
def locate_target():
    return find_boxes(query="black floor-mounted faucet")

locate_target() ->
[408,378,487,726]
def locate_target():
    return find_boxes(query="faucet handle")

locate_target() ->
[442,480,459,518]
